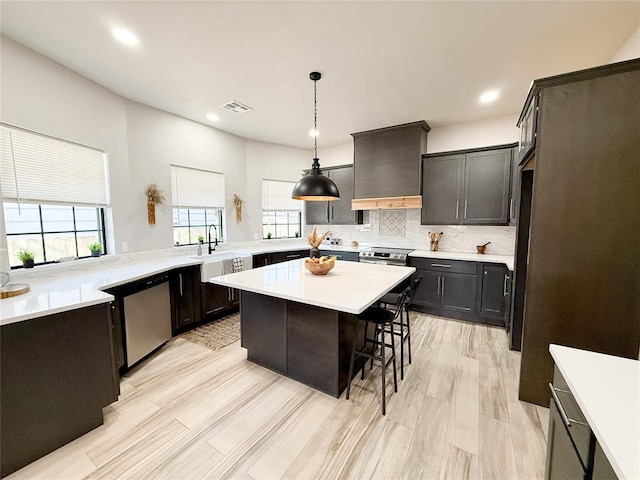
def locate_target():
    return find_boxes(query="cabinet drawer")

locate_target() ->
[550,366,593,469]
[409,257,476,274]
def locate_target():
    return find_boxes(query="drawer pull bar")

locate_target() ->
[431,263,452,268]
[548,384,589,428]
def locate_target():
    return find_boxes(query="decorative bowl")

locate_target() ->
[304,259,335,275]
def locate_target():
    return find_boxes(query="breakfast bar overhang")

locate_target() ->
[210,259,415,397]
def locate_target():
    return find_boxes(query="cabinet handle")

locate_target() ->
[503,274,509,296]
[464,201,468,219]
[179,273,183,296]
[431,263,452,268]
[441,277,445,296]
[455,201,459,220]
[286,254,300,258]
[510,198,514,218]
[548,384,589,428]
[437,276,441,295]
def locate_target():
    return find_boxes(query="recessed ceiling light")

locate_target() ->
[479,90,500,104]
[309,129,319,137]
[206,113,219,122]
[112,28,139,46]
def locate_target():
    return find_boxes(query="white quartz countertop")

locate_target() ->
[209,259,415,314]
[550,344,639,479]
[0,257,205,326]
[409,250,514,270]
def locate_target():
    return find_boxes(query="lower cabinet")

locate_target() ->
[270,249,307,264]
[252,249,308,268]
[200,283,239,321]
[545,366,617,480]
[171,266,201,331]
[1,303,119,477]
[409,257,511,327]
[410,259,477,322]
[479,263,511,325]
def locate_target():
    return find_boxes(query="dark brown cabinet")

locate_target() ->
[421,145,515,226]
[1,304,119,477]
[409,258,477,323]
[517,59,640,406]
[171,266,201,331]
[509,146,520,225]
[305,165,362,225]
[420,154,463,224]
[253,249,308,268]
[479,263,510,324]
[270,249,307,264]
[201,283,235,319]
[409,257,510,327]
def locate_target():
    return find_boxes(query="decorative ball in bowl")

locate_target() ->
[304,256,336,275]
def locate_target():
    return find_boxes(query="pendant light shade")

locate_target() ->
[291,72,340,201]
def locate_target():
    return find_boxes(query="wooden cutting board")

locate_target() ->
[0,284,30,299]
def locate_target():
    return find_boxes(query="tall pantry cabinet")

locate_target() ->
[514,59,640,406]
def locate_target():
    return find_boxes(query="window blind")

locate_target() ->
[0,125,109,207]
[171,165,225,208]
[262,179,301,211]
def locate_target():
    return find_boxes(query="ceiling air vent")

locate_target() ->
[219,100,252,114]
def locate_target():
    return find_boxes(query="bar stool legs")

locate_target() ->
[346,317,398,416]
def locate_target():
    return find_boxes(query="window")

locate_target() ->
[171,165,225,246]
[262,179,302,239]
[0,124,110,267]
[4,203,107,267]
[172,208,223,247]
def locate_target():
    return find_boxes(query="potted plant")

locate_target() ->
[17,249,35,268]
[88,243,102,257]
[197,235,205,244]
[266,232,273,239]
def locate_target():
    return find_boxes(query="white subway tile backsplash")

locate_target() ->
[316,209,516,255]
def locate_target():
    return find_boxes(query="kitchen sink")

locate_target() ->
[190,253,252,282]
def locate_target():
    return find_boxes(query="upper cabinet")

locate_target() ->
[517,92,538,162]
[305,165,363,225]
[351,121,430,209]
[421,144,515,225]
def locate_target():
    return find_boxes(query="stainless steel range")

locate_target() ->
[359,247,414,266]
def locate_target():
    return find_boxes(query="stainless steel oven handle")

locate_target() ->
[548,383,589,428]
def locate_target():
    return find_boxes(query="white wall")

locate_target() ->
[124,101,249,251]
[245,140,311,239]
[427,114,519,153]
[0,35,311,258]
[610,23,640,62]
[0,35,130,256]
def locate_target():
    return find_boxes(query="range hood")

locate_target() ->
[351,121,430,210]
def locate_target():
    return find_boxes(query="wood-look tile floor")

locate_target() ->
[8,313,549,480]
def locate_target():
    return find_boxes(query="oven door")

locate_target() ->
[359,258,388,265]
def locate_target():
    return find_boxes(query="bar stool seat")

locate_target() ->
[379,276,422,380]
[346,287,410,415]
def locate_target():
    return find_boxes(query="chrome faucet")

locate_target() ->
[208,224,219,254]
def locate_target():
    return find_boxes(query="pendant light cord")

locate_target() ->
[313,78,318,159]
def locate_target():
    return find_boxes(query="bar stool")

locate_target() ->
[379,276,422,380]
[346,287,410,415]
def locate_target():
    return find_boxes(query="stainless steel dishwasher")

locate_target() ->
[121,274,172,367]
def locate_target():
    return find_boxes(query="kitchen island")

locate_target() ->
[210,259,415,397]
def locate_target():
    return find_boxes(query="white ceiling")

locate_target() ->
[1,1,638,149]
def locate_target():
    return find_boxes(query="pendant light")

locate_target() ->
[291,72,340,201]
